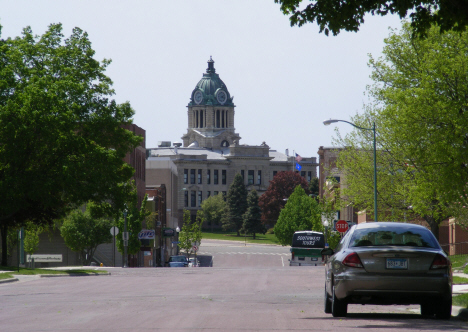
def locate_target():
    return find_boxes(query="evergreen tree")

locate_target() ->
[223,173,248,236]
[242,190,265,239]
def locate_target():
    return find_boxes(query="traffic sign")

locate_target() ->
[192,245,198,252]
[335,220,349,233]
[110,226,119,236]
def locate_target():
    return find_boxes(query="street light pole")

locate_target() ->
[323,119,378,223]
[123,206,128,268]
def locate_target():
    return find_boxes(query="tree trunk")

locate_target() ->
[424,215,440,241]
[1,224,8,266]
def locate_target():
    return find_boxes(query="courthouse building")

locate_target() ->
[146,58,318,229]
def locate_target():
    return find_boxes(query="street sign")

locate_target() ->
[110,226,119,236]
[192,245,198,252]
[335,220,349,233]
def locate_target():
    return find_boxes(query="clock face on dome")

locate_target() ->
[217,90,227,104]
[194,91,203,104]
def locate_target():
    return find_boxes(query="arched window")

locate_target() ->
[195,110,199,128]
[216,110,220,128]
[200,110,204,128]
[222,111,225,128]
[221,140,230,147]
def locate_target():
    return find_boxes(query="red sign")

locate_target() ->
[336,220,349,233]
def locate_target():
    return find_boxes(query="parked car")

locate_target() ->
[188,257,200,267]
[322,222,452,319]
[168,255,188,267]
[289,231,325,266]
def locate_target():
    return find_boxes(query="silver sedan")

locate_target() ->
[322,222,452,319]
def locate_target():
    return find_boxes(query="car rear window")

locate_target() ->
[291,232,325,248]
[349,226,439,248]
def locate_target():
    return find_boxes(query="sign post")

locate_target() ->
[110,226,119,267]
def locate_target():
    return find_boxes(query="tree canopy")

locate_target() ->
[259,171,310,227]
[179,209,203,257]
[274,185,323,246]
[198,193,227,232]
[0,24,141,265]
[275,0,468,36]
[334,22,468,238]
[60,203,113,265]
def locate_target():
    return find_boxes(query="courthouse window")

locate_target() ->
[248,170,254,185]
[214,170,219,185]
[222,170,227,185]
[198,169,202,184]
[191,191,196,207]
[190,169,195,184]
[207,170,211,184]
[184,169,188,184]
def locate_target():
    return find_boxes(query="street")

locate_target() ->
[0,240,467,331]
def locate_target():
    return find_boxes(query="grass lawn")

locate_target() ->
[453,293,468,308]
[450,254,468,271]
[0,266,108,276]
[201,231,282,246]
[453,276,468,285]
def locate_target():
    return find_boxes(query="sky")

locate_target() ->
[1,1,403,159]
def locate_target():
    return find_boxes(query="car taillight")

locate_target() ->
[342,252,363,268]
[291,251,295,260]
[430,253,449,269]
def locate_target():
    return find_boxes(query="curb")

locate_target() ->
[0,278,19,284]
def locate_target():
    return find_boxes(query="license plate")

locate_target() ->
[386,258,408,269]
[311,257,318,261]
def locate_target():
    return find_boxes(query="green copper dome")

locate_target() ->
[189,57,234,107]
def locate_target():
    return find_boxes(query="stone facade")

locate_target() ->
[147,58,318,229]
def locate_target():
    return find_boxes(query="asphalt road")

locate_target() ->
[1,240,467,332]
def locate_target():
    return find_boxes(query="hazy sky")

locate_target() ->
[1,1,402,159]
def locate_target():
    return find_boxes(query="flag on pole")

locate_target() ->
[295,163,302,171]
[295,153,303,163]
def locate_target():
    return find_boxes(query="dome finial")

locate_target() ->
[207,56,215,74]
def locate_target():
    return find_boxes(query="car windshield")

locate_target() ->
[349,226,439,248]
[171,256,187,262]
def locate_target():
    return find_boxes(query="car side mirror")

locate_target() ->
[321,248,334,256]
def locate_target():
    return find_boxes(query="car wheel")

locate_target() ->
[331,284,347,317]
[435,297,452,320]
[324,285,332,314]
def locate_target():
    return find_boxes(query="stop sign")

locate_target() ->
[336,220,349,233]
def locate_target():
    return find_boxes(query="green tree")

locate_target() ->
[334,22,468,238]
[308,177,319,198]
[0,24,142,265]
[60,204,113,265]
[274,186,323,246]
[223,173,248,236]
[242,190,265,239]
[23,222,44,257]
[275,0,468,36]
[115,194,150,256]
[198,193,227,232]
[179,210,203,257]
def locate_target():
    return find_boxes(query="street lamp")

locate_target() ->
[175,226,180,255]
[323,118,378,223]
[123,205,129,268]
